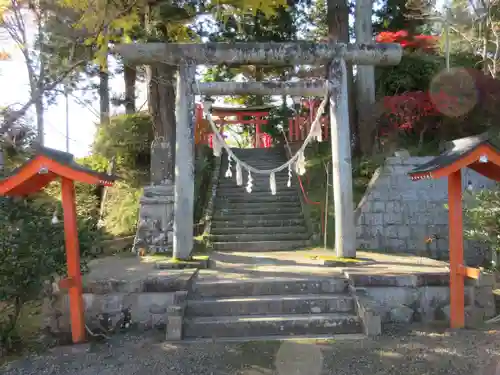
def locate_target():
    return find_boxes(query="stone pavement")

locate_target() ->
[198,249,450,282]
[83,254,194,286]
[81,249,451,286]
[83,250,450,284]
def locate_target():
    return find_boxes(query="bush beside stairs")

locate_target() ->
[209,147,312,252]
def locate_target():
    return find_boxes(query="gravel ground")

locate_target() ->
[3,327,500,375]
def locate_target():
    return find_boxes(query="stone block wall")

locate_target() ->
[42,273,195,335]
[347,272,496,327]
[355,156,496,265]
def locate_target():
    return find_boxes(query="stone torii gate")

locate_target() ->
[114,41,402,259]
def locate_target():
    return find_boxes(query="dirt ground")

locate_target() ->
[3,325,500,375]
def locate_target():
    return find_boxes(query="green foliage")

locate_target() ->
[35,181,101,219]
[374,0,434,34]
[102,181,142,237]
[93,112,153,185]
[0,195,104,351]
[194,146,214,225]
[203,3,304,141]
[464,188,500,269]
[300,143,383,247]
[77,154,109,173]
[376,52,444,96]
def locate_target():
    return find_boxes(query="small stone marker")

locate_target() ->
[166,305,183,341]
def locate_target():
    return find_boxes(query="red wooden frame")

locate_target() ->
[408,142,500,329]
[288,100,329,142]
[0,149,115,344]
[195,104,272,148]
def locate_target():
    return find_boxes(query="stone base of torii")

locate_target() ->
[114,41,402,260]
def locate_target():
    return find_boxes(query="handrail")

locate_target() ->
[281,129,325,235]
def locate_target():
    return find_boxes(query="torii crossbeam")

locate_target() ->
[114,41,402,259]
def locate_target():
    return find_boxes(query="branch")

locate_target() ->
[0,59,87,132]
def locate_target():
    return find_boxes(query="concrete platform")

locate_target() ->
[196,249,451,284]
[83,254,196,293]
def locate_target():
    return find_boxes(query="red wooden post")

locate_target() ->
[294,117,299,142]
[256,122,261,148]
[305,114,311,137]
[61,177,86,343]
[301,117,306,141]
[448,169,465,328]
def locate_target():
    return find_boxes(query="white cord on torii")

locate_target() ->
[194,80,328,194]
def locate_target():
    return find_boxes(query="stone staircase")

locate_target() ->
[183,276,363,340]
[210,148,312,252]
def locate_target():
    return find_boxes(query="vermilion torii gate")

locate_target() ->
[114,42,402,259]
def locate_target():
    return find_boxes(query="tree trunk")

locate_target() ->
[147,64,177,184]
[326,0,358,154]
[99,69,110,125]
[34,98,44,145]
[355,0,376,156]
[255,66,265,106]
[26,60,44,145]
[0,147,4,176]
[482,20,489,75]
[124,65,137,114]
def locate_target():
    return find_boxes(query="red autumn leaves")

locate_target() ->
[377,30,445,132]
[375,30,438,52]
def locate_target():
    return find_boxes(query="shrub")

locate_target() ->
[0,195,104,351]
[93,112,153,186]
[102,181,142,237]
[464,188,500,269]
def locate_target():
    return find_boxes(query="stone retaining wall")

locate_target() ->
[347,272,496,327]
[355,156,496,265]
[42,271,196,335]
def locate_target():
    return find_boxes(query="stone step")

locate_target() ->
[231,149,284,156]
[218,178,293,187]
[227,154,285,160]
[181,333,367,343]
[212,213,306,222]
[225,161,287,167]
[214,203,302,218]
[226,161,287,167]
[213,213,303,222]
[211,232,310,243]
[216,188,297,197]
[211,218,305,228]
[221,162,288,168]
[183,313,362,338]
[217,189,298,197]
[192,277,349,298]
[211,225,308,235]
[215,201,301,210]
[231,147,283,152]
[212,240,310,251]
[221,195,301,203]
[220,172,291,179]
[186,294,355,317]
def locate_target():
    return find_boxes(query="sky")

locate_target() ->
[0,48,148,158]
